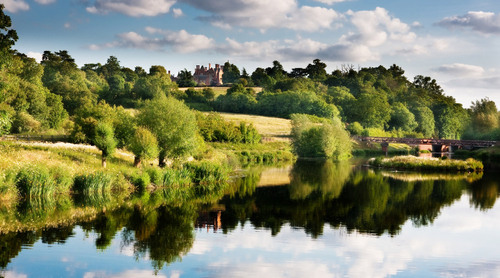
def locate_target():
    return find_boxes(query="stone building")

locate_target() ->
[193,63,223,86]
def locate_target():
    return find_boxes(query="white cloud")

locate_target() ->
[172,8,183,18]
[435,63,485,77]
[27,51,43,62]
[3,0,29,13]
[86,0,176,17]
[1,271,27,278]
[180,0,343,32]
[34,0,56,4]
[84,270,166,278]
[345,7,416,47]
[437,11,500,35]
[90,28,214,53]
[314,0,349,4]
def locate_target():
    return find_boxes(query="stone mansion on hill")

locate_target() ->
[193,63,224,86]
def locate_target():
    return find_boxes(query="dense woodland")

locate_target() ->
[1,4,499,156]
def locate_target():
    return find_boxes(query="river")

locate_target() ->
[1,160,499,277]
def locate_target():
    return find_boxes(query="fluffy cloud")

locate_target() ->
[34,0,56,4]
[172,8,183,18]
[314,0,349,4]
[83,270,166,278]
[86,0,176,17]
[435,63,485,77]
[180,0,342,31]
[89,28,214,53]
[3,0,30,13]
[345,7,416,47]
[27,51,43,63]
[437,11,500,35]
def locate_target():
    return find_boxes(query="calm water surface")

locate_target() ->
[1,160,500,278]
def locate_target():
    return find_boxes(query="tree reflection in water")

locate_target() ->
[0,161,499,272]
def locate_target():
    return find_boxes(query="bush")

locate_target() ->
[291,114,352,160]
[347,122,363,136]
[132,171,151,191]
[128,127,159,167]
[11,111,41,133]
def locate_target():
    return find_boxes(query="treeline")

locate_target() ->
[1,4,498,142]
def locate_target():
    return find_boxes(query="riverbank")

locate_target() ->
[369,155,483,172]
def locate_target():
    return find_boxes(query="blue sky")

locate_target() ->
[3,0,500,107]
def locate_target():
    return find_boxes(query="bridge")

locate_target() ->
[356,136,497,153]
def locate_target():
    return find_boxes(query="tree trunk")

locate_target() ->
[102,155,107,168]
[134,156,141,167]
[158,151,166,168]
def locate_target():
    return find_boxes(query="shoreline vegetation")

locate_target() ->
[369,155,484,172]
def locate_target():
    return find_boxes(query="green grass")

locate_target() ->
[370,155,484,172]
[15,165,57,198]
[73,172,113,195]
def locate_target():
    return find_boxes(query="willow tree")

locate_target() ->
[138,97,201,167]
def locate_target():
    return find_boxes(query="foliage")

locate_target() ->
[94,122,117,167]
[291,114,352,159]
[16,165,56,198]
[370,156,484,172]
[196,112,261,144]
[347,122,363,136]
[128,127,159,167]
[0,109,12,135]
[138,98,201,164]
[73,172,112,195]
[177,69,196,87]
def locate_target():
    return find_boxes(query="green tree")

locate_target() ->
[128,127,159,167]
[291,114,351,160]
[470,98,499,134]
[177,69,196,87]
[305,59,327,81]
[412,106,435,138]
[388,102,418,132]
[94,122,117,168]
[0,4,18,53]
[138,98,201,166]
[351,90,391,129]
[222,62,240,84]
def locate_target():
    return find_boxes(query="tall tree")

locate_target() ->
[305,59,327,81]
[0,4,18,55]
[222,61,240,84]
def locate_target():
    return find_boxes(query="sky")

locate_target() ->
[2,0,500,107]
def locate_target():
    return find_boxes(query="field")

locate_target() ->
[216,112,292,141]
[179,86,263,98]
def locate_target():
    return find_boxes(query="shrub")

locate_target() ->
[347,122,363,136]
[11,111,41,133]
[132,171,151,191]
[291,114,352,160]
[94,122,117,168]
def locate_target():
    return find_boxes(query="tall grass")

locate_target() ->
[16,165,57,198]
[370,156,484,172]
[73,172,112,195]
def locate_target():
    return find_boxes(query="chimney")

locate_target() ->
[209,63,212,69]
[196,65,200,70]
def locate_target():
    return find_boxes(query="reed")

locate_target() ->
[15,165,57,198]
[73,172,113,195]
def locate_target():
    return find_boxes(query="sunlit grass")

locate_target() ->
[370,155,484,172]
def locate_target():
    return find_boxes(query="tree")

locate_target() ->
[177,69,196,87]
[128,127,159,167]
[470,98,499,134]
[291,114,351,160]
[94,122,117,168]
[138,98,201,166]
[388,102,418,132]
[265,60,287,81]
[222,62,240,84]
[0,4,18,53]
[305,59,327,81]
[351,90,391,129]
[412,106,435,137]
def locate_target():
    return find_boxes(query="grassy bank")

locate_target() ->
[0,141,232,204]
[454,146,500,170]
[369,155,483,172]
[352,140,414,156]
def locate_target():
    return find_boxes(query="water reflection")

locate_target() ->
[0,160,499,276]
